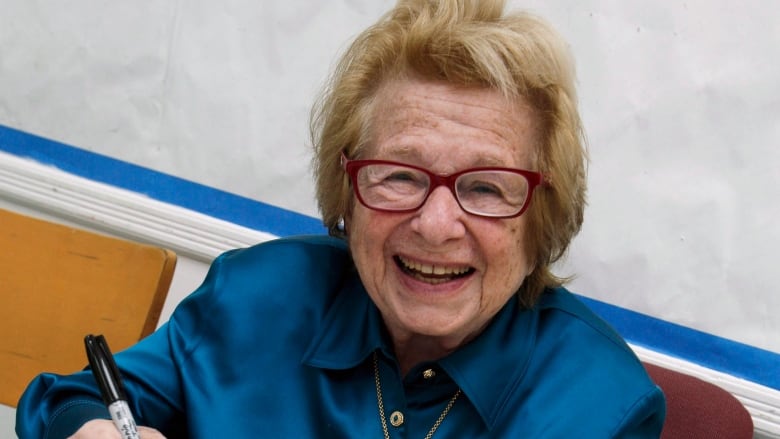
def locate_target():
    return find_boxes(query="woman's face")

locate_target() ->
[347,77,539,349]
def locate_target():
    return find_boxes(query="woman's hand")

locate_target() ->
[67,419,166,438]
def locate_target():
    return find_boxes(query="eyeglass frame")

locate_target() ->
[341,152,546,219]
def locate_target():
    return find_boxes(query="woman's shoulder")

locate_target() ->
[533,287,649,377]
[212,235,351,288]
[511,287,665,435]
[535,287,635,355]
[173,235,354,330]
[222,234,349,264]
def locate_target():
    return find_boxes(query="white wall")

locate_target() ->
[1,1,778,354]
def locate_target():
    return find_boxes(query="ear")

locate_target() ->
[342,196,356,236]
[342,214,350,236]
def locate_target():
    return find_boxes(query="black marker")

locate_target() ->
[84,334,141,439]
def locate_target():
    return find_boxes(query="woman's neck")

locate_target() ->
[390,330,470,376]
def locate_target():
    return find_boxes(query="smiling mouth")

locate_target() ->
[394,255,475,285]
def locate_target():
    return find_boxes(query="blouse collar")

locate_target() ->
[301,270,539,431]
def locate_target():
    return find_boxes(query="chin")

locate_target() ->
[397,307,474,338]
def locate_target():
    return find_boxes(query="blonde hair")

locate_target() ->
[311,0,587,306]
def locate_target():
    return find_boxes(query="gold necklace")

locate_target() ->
[373,352,461,439]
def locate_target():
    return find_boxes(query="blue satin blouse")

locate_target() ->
[17,235,665,438]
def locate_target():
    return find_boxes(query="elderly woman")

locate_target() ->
[17,0,665,438]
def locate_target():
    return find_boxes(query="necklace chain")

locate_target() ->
[373,352,461,439]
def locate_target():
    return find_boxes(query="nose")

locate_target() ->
[410,186,466,244]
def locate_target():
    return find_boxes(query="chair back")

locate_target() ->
[0,208,176,407]
[644,362,754,438]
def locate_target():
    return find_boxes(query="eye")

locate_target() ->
[359,165,428,193]
[467,181,502,195]
[459,178,505,198]
[370,166,428,187]
[384,169,419,183]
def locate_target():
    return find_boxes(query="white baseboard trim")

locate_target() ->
[1,150,779,437]
[0,151,275,261]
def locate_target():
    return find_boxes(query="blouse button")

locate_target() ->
[390,410,405,427]
[422,368,436,379]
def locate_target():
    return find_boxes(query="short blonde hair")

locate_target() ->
[311,0,587,306]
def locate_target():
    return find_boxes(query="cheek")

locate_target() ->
[507,222,525,242]
[348,206,389,266]
[347,208,369,256]
[500,221,532,279]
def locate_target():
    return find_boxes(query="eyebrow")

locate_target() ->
[378,146,519,169]
[377,145,417,159]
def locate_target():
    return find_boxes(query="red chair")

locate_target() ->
[643,362,753,438]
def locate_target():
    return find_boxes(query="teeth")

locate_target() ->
[398,256,470,277]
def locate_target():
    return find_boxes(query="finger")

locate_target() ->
[67,419,120,438]
[138,425,168,439]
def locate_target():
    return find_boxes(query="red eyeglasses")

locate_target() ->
[341,153,544,218]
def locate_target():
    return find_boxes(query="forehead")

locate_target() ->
[366,77,539,168]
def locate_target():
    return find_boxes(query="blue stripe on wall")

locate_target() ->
[0,125,326,237]
[578,295,779,391]
[1,124,778,391]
